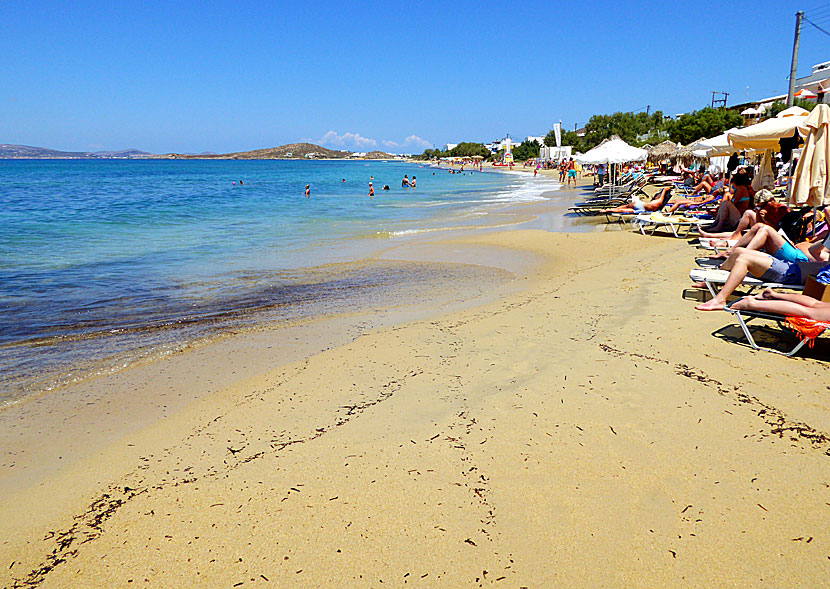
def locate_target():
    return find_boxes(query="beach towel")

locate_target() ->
[785,316,830,347]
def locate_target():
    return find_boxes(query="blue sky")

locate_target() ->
[1,0,829,153]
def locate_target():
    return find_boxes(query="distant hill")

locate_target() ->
[363,151,395,159]
[159,143,351,160]
[0,144,153,159]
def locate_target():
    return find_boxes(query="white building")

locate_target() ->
[539,145,572,163]
[444,143,458,152]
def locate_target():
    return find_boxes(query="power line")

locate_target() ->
[808,14,830,24]
[804,1,830,13]
[804,14,830,38]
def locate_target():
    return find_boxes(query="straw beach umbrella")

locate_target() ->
[647,140,679,164]
[791,104,830,207]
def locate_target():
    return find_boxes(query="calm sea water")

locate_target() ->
[0,159,560,402]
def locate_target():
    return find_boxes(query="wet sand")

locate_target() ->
[3,186,830,587]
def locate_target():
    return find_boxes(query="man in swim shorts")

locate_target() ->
[567,158,577,188]
[696,240,830,311]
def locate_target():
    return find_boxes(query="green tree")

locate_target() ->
[580,111,666,149]
[448,142,490,158]
[666,107,743,145]
[546,110,666,153]
[512,139,541,161]
[560,130,584,152]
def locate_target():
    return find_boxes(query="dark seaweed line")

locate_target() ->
[598,343,830,455]
[8,368,423,588]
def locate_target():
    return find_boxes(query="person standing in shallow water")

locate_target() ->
[305,184,310,198]
[368,182,374,197]
[402,175,410,187]
[411,176,416,188]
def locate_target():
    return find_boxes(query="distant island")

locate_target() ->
[0,144,152,159]
[0,142,399,160]
[156,143,396,160]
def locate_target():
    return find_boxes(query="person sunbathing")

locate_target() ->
[699,192,742,233]
[731,287,830,322]
[665,191,720,214]
[688,174,726,196]
[699,194,790,241]
[695,237,830,311]
[707,222,828,262]
[600,186,671,214]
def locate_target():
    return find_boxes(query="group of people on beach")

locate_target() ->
[606,158,830,324]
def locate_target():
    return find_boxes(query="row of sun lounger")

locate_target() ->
[566,182,827,357]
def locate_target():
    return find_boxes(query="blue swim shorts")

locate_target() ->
[568,169,576,178]
[760,257,802,284]
[773,242,809,263]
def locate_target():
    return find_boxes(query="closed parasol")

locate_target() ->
[791,104,830,206]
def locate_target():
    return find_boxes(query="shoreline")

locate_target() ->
[4,181,830,586]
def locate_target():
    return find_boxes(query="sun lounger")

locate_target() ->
[689,268,804,298]
[633,212,703,237]
[695,257,723,268]
[724,300,827,357]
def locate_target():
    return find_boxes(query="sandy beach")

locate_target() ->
[3,185,830,587]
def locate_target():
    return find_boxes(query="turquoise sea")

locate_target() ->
[0,159,561,403]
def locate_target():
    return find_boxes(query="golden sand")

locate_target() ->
[2,194,830,587]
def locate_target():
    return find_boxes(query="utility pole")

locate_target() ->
[787,11,804,107]
[646,105,650,116]
[710,91,729,108]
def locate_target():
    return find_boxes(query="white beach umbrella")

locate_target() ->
[693,128,740,157]
[778,105,810,117]
[741,107,759,116]
[728,107,810,150]
[791,104,830,207]
[575,138,647,164]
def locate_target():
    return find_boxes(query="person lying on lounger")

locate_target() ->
[703,222,829,263]
[695,236,830,311]
[599,186,672,214]
[699,191,789,241]
[688,173,726,196]
[664,190,720,214]
[731,287,830,322]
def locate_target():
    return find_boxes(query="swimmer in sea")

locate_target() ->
[382,185,390,191]
[240,180,244,185]
[411,176,416,187]
[368,182,374,197]
[305,184,310,198]
[402,175,410,187]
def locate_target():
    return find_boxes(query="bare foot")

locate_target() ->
[695,299,725,311]
[691,281,708,289]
